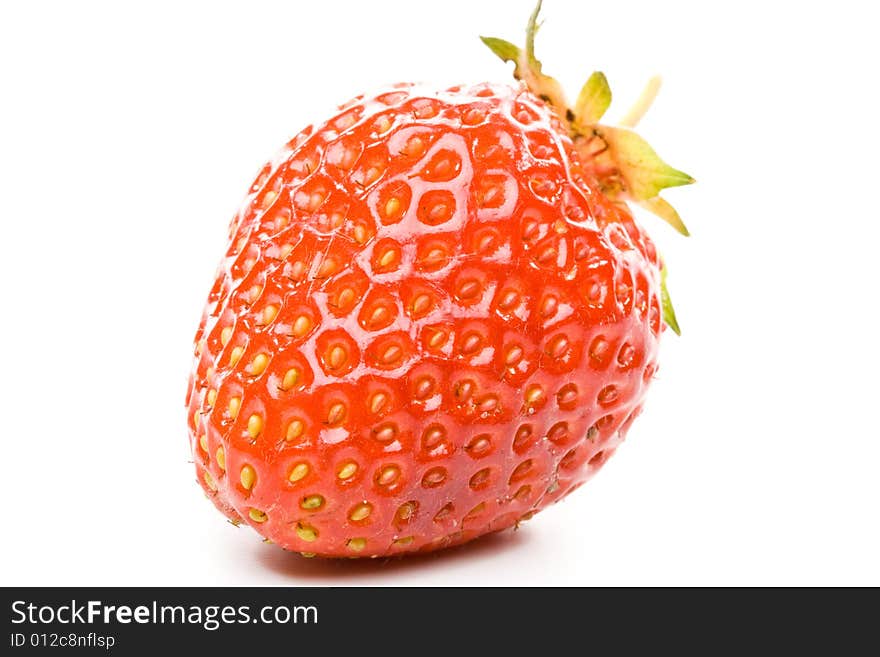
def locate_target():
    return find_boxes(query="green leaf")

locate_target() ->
[600,126,695,200]
[637,196,690,236]
[575,71,612,125]
[660,265,681,335]
[479,36,521,64]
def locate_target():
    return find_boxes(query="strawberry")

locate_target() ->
[185,1,693,558]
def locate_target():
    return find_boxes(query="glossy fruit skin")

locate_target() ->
[186,82,664,557]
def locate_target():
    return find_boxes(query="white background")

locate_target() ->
[2,0,878,586]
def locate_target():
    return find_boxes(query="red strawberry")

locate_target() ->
[186,1,693,558]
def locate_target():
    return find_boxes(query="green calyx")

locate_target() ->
[481,0,693,335]
[575,72,612,126]
[660,265,680,336]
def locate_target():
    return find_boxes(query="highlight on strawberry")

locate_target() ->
[185,0,693,558]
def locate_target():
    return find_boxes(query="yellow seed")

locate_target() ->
[288,462,309,483]
[394,536,414,546]
[337,462,358,480]
[369,392,388,414]
[458,279,480,299]
[428,202,450,223]
[349,503,372,522]
[301,495,325,510]
[197,432,209,453]
[215,447,226,470]
[514,485,532,501]
[292,315,312,338]
[546,335,569,358]
[220,326,233,347]
[511,459,533,482]
[249,353,269,376]
[286,419,305,441]
[396,502,417,523]
[461,333,481,354]
[377,466,399,486]
[228,396,241,420]
[434,504,453,522]
[377,248,397,268]
[195,338,205,356]
[525,385,544,404]
[478,395,498,412]
[337,288,355,308]
[308,191,325,212]
[470,468,490,489]
[247,284,262,304]
[454,379,475,401]
[373,423,397,443]
[477,232,495,252]
[422,426,446,448]
[353,224,368,244]
[205,367,215,381]
[498,290,519,309]
[541,295,559,317]
[428,330,447,348]
[243,257,255,274]
[414,101,437,119]
[375,116,392,134]
[300,551,316,558]
[414,377,434,399]
[505,345,524,366]
[406,136,425,157]
[206,389,217,407]
[316,256,337,278]
[327,345,347,370]
[279,244,294,259]
[280,368,300,391]
[327,402,346,425]
[411,294,430,315]
[203,470,217,491]
[384,196,401,217]
[362,166,381,186]
[229,346,244,367]
[381,344,402,364]
[240,465,256,491]
[463,107,485,125]
[369,306,389,326]
[295,523,318,542]
[261,190,277,210]
[289,260,306,280]
[336,111,357,130]
[347,538,366,552]
[422,243,446,266]
[249,508,267,523]
[422,467,447,487]
[466,435,491,455]
[261,304,278,325]
[247,413,263,438]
